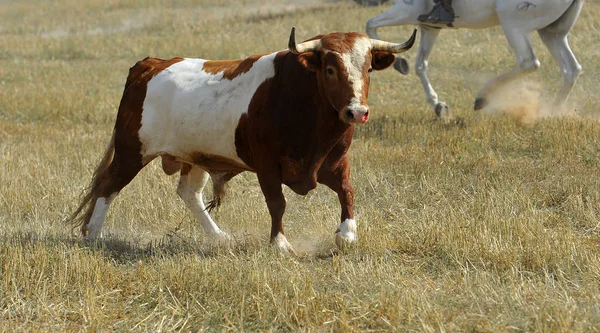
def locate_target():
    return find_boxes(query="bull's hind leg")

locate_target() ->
[83,145,144,240]
[176,165,230,239]
[84,195,116,240]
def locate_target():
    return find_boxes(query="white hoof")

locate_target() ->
[272,233,297,256]
[335,219,357,250]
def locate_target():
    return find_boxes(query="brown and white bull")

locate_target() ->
[69,27,416,253]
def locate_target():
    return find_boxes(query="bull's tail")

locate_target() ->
[67,129,116,233]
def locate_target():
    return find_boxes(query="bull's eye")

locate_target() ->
[326,67,334,76]
[368,67,373,73]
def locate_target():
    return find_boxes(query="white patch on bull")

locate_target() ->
[339,37,371,108]
[335,218,357,250]
[139,52,278,165]
[273,232,297,255]
[84,194,116,240]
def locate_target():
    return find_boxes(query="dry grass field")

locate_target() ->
[1,0,600,331]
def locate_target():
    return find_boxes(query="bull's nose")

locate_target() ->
[344,105,369,123]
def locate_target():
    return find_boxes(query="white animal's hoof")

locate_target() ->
[474,97,488,111]
[435,102,452,120]
[335,219,357,250]
[393,57,410,75]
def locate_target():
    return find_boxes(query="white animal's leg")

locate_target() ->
[474,27,539,110]
[366,3,419,39]
[84,194,116,240]
[415,27,450,118]
[538,29,582,110]
[177,166,230,239]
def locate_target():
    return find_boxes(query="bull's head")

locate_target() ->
[289,27,416,124]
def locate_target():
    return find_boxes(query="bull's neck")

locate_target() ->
[283,51,351,136]
[273,52,354,163]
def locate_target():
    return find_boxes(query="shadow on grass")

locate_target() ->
[0,230,243,263]
[0,230,340,264]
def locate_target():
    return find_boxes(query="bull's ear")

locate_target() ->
[297,52,320,72]
[371,51,396,71]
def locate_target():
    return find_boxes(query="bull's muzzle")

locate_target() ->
[344,105,369,124]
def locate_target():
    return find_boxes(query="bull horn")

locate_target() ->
[370,29,418,53]
[288,26,321,54]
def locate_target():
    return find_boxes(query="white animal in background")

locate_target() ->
[366,0,584,118]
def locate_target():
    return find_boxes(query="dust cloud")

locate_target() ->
[291,235,333,256]
[482,80,578,125]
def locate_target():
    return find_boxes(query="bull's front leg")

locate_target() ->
[318,157,357,250]
[257,174,296,255]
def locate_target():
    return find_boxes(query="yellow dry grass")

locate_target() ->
[1,0,600,331]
